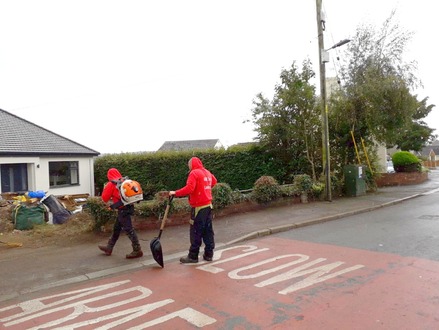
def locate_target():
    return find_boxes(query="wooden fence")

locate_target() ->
[423,160,438,168]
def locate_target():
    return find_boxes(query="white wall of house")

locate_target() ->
[0,156,96,196]
[214,141,224,150]
[376,144,388,173]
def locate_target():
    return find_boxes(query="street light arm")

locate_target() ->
[327,39,351,50]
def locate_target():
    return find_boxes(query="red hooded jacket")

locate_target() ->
[101,168,122,205]
[175,157,217,207]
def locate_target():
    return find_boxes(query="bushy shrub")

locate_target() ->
[310,183,324,198]
[86,193,191,231]
[252,176,281,204]
[331,174,345,197]
[319,173,343,197]
[85,197,117,232]
[280,184,298,197]
[212,183,233,209]
[136,197,167,219]
[392,151,421,172]
[364,167,377,192]
[231,189,250,204]
[136,192,190,218]
[293,174,313,193]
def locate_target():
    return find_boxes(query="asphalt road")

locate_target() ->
[1,191,438,329]
[277,190,439,261]
[1,169,439,329]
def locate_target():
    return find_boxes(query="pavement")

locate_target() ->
[1,169,439,304]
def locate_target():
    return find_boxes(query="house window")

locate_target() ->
[0,163,28,193]
[49,161,79,187]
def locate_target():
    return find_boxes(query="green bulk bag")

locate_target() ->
[13,204,46,230]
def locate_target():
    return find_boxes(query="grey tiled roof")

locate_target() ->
[158,139,222,152]
[420,145,439,157]
[0,109,99,156]
[419,140,439,157]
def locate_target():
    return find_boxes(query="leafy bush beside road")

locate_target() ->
[251,176,281,204]
[392,151,422,172]
[293,174,313,194]
[212,183,233,209]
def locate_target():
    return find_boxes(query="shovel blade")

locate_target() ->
[150,237,164,268]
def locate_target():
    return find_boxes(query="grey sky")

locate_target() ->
[1,0,436,153]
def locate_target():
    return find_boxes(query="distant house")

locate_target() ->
[419,140,439,163]
[0,109,99,196]
[158,139,223,152]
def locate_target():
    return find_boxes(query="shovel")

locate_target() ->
[150,195,173,268]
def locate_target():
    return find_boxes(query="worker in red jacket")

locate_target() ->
[98,168,143,259]
[169,157,217,263]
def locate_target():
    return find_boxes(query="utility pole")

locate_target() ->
[316,0,332,202]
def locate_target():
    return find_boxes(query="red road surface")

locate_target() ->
[1,236,439,329]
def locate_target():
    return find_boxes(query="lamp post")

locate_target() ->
[316,0,350,202]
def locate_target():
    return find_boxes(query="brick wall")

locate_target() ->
[375,171,428,187]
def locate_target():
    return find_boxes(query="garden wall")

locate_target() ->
[132,196,302,230]
[375,172,428,187]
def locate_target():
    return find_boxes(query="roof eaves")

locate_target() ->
[0,151,100,157]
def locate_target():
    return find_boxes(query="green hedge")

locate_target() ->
[94,145,285,196]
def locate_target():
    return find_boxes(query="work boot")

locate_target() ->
[98,245,113,256]
[126,245,143,259]
[203,254,213,262]
[180,255,198,264]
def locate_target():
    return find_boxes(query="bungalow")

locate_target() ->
[0,109,100,197]
[419,140,439,168]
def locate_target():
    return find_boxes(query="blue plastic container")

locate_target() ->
[28,190,46,199]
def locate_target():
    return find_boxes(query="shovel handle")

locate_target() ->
[159,195,174,231]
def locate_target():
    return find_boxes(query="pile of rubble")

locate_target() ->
[0,192,89,232]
